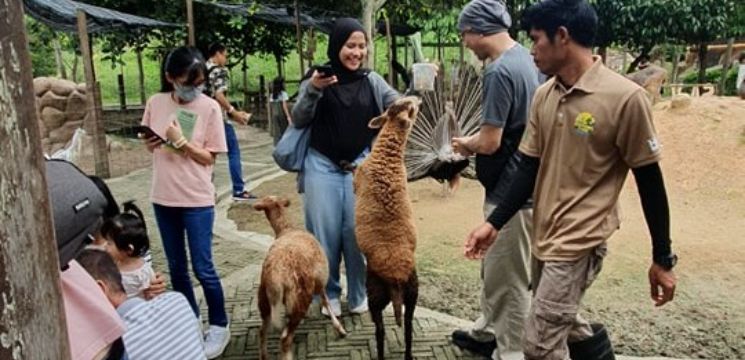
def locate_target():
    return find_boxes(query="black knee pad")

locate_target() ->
[568,323,615,360]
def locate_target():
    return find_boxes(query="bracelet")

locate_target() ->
[172,136,188,149]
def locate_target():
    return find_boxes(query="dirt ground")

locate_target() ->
[228,96,745,359]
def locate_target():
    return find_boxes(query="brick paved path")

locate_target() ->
[210,266,482,360]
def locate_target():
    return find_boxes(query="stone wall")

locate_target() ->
[33,77,90,154]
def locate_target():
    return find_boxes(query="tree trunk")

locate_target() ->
[186,0,195,46]
[1,0,71,358]
[718,38,735,95]
[671,46,680,84]
[361,0,386,69]
[384,11,393,85]
[627,49,650,73]
[136,47,146,105]
[53,38,67,79]
[274,52,283,78]
[697,42,708,93]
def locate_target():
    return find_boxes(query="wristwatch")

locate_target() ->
[654,253,678,270]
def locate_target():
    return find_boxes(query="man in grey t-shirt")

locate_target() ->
[451,1,542,359]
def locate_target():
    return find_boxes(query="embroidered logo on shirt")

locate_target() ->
[647,137,661,153]
[573,112,596,136]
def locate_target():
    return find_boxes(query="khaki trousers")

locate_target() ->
[523,244,607,360]
[469,204,533,360]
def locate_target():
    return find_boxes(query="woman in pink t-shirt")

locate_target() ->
[140,46,230,359]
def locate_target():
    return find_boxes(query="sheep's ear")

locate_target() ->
[368,115,387,129]
[280,197,290,208]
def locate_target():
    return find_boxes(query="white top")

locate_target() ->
[737,64,745,91]
[271,91,288,102]
[121,260,156,299]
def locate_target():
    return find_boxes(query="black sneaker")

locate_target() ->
[451,329,497,358]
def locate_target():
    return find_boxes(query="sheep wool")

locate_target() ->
[354,96,422,360]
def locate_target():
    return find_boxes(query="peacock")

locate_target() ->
[405,64,483,192]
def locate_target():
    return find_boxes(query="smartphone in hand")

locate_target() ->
[315,64,334,78]
[132,125,166,143]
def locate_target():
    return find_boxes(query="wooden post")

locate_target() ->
[77,10,110,178]
[1,0,71,358]
[459,40,464,66]
[293,0,304,78]
[117,72,126,110]
[259,75,266,129]
[136,47,146,105]
[186,0,195,46]
[242,56,249,111]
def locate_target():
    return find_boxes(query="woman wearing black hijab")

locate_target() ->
[292,18,399,317]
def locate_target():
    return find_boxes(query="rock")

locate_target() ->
[48,120,83,146]
[671,94,692,109]
[66,91,88,121]
[49,78,78,97]
[33,77,53,97]
[626,65,667,104]
[76,83,87,93]
[39,90,70,112]
[40,106,67,130]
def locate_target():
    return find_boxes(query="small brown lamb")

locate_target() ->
[254,196,347,360]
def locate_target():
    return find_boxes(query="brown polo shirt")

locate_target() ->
[520,57,662,261]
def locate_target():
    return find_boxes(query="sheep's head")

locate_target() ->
[254,196,293,235]
[252,196,290,212]
[368,96,421,133]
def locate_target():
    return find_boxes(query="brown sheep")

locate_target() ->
[254,196,347,360]
[354,96,421,360]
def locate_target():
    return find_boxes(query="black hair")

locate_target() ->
[77,249,125,294]
[207,43,227,58]
[271,77,286,100]
[99,200,150,258]
[521,0,598,48]
[160,46,207,93]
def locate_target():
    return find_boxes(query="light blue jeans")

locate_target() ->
[302,148,367,309]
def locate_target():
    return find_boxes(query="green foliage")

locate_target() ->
[681,66,739,95]
[25,17,57,77]
[670,0,735,45]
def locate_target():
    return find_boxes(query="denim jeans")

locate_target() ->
[302,148,367,309]
[152,204,228,326]
[224,121,245,195]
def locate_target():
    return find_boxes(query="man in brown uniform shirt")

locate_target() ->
[463,1,678,359]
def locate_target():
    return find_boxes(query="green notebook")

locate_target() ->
[164,108,198,152]
[176,107,197,141]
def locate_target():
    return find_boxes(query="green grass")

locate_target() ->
[48,34,472,107]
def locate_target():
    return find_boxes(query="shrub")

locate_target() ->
[681,66,739,96]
